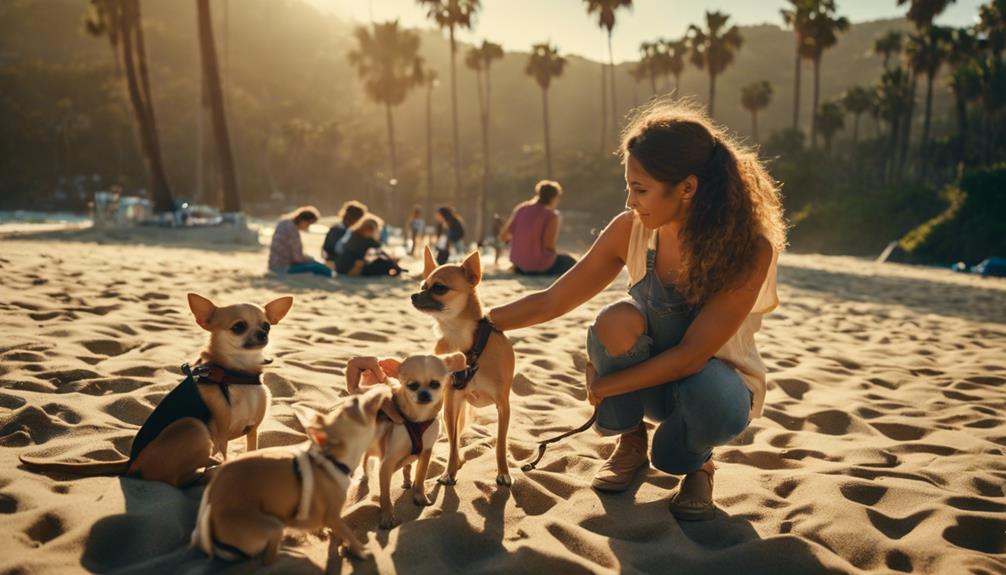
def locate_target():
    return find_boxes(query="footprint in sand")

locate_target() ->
[866,508,932,540]
[346,331,389,343]
[81,339,135,358]
[885,549,912,573]
[263,373,297,398]
[870,422,930,441]
[0,405,74,446]
[775,378,809,400]
[839,482,887,506]
[0,493,18,514]
[511,373,535,396]
[24,512,66,545]
[942,516,1006,554]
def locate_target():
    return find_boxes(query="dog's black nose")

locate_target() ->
[255,330,268,343]
[417,390,431,403]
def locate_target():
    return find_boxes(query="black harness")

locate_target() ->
[451,317,498,390]
[127,362,262,464]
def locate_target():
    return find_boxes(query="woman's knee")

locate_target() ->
[676,361,751,445]
[592,301,646,356]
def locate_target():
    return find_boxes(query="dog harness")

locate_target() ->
[127,363,262,463]
[382,397,436,455]
[291,445,352,521]
[451,317,498,390]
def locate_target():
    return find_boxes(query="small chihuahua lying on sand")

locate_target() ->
[192,386,390,563]
[411,247,516,486]
[346,353,464,529]
[19,293,293,487]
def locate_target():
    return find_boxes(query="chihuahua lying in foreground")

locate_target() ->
[346,353,464,528]
[19,293,293,487]
[192,387,390,563]
[411,247,516,486]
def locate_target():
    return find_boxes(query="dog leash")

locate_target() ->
[521,410,598,472]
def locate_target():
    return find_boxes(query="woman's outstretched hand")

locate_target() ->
[585,362,602,406]
[346,356,386,393]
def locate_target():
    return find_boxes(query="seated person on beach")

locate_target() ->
[500,179,577,276]
[487,102,784,521]
[434,206,466,265]
[268,206,332,277]
[334,214,404,277]
[322,200,368,263]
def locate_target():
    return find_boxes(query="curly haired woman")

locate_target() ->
[487,101,785,520]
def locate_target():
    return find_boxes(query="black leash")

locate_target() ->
[521,410,598,472]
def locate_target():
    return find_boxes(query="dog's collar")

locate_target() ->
[451,317,498,390]
[182,362,262,387]
[292,446,353,522]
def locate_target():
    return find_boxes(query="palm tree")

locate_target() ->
[877,67,913,180]
[638,41,661,94]
[842,85,874,146]
[196,0,240,215]
[781,0,816,131]
[874,30,904,70]
[416,0,480,203]
[348,21,422,185]
[525,43,566,178]
[584,0,633,147]
[661,37,688,94]
[802,2,849,148]
[898,0,959,30]
[816,100,845,154]
[414,60,438,216]
[915,25,952,175]
[688,11,743,118]
[740,81,773,142]
[946,27,980,166]
[84,0,174,213]
[465,40,504,240]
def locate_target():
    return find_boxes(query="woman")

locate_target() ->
[268,206,332,277]
[487,102,785,520]
[322,200,367,264]
[334,214,404,277]
[434,206,466,265]
[500,179,577,276]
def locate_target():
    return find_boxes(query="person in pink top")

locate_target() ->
[500,180,577,276]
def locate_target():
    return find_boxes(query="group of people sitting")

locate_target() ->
[267,179,578,279]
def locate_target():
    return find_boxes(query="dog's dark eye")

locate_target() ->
[428,380,440,390]
[406,382,420,391]
[261,322,270,332]
[231,321,247,335]
[430,283,449,295]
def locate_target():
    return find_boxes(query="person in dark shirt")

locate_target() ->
[335,215,404,277]
[322,200,368,264]
[434,206,466,265]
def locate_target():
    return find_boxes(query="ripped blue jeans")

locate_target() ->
[587,251,752,474]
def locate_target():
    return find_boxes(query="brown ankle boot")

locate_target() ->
[591,425,649,493]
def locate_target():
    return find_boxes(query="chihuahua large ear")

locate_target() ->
[461,250,482,286]
[264,295,294,325]
[442,352,467,373]
[187,293,217,331]
[293,405,328,447]
[377,358,401,379]
[422,245,437,279]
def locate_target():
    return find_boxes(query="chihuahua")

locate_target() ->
[191,386,390,563]
[19,293,293,487]
[347,353,464,528]
[411,247,516,486]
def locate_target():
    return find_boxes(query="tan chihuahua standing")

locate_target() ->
[346,354,464,528]
[191,386,390,563]
[411,247,516,486]
[19,293,293,487]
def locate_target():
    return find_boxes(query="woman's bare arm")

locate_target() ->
[591,236,774,399]
[487,211,633,331]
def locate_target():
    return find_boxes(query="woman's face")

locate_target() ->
[624,154,694,230]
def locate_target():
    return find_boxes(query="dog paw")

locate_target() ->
[401,478,413,489]
[413,491,433,506]
[437,475,457,486]
[496,473,513,487]
[379,514,398,530]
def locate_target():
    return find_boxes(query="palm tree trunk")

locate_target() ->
[599,59,608,154]
[449,27,461,204]
[542,87,552,178]
[954,89,967,168]
[708,71,716,118]
[608,30,617,144]
[474,67,487,243]
[119,2,173,214]
[197,0,240,214]
[425,83,434,218]
[385,103,398,180]
[793,39,802,130]
[811,56,821,149]
[897,71,917,179]
[920,70,935,178]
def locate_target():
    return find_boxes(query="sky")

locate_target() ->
[310,0,985,63]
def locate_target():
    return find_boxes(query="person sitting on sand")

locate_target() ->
[434,206,466,265]
[268,206,332,277]
[334,214,404,277]
[322,200,368,264]
[487,101,785,521]
[500,179,577,276]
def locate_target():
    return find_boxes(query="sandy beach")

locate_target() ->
[0,227,1004,574]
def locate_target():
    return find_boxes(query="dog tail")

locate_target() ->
[18,455,130,476]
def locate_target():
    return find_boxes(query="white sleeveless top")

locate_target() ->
[625,212,778,418]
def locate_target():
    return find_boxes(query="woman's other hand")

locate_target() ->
[585,362,602,406]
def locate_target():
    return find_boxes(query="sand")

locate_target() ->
[0,226,1004,574]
